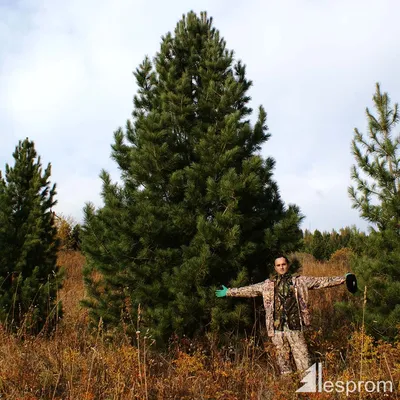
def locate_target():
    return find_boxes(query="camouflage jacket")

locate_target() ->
[226,275,345,337]
[273,273,301,331]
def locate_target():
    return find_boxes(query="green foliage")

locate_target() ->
[0,138,63,333]
[347,83,400,341]
[81,11,303,346]
[71,224,82,250]
[349,83,400,231]
[302,226,367,261]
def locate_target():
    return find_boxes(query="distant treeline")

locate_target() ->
[301,226,367,261]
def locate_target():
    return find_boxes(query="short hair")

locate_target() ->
[274,255,290,264]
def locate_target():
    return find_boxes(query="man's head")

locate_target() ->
[274,256,290,275]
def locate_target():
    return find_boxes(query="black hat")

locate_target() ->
[346,273,358,294]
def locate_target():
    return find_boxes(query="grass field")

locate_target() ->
[0,250,398,399]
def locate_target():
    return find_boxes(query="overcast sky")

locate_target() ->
[1,0,399,232]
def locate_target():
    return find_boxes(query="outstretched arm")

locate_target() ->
[215,282,264,298]
[301,275,346,290]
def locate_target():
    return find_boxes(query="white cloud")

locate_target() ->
[1,0,399,233]
[3,43,85,132]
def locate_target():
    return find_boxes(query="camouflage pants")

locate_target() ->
[271,328,310,375]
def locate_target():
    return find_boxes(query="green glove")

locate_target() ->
[216,285,228,297]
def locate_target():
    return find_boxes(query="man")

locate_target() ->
[215,256,357,375]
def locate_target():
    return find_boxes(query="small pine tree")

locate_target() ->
[71,224,81,250]
[0,138,63,333]
[347,83,400,340]
[81,11,303,345]
[311,230,327,260]
[349,82,400,231]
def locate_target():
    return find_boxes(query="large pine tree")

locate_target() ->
[348,83,400,340]
[81,11,303,345]
[0,138,63,333]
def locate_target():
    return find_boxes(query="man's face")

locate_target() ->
[274,257,289,275]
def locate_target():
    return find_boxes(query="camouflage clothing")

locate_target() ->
[226,274,345,337]
[273,272,301,331]
[226,274,345,374]
[271,327,311,374]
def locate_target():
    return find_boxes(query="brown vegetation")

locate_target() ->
[0,251,398,399]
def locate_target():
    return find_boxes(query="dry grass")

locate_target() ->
[0,250,398,399]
